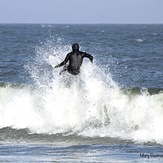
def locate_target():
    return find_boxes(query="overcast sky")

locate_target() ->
[0,0,163,24]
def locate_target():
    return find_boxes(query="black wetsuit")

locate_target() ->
[55,50,93,75]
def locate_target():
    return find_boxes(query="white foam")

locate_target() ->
[1,41,163,144]
[135,38,143,42]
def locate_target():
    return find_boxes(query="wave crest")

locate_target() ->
[1,40,163,145]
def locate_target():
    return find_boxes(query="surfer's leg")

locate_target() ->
[59,65,67,75]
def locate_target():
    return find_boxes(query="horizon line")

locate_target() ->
[0,22,163,25]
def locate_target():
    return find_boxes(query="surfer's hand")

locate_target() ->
[54,65,59,68]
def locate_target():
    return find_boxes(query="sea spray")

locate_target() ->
[1,40,163,145]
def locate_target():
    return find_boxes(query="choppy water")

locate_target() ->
[0,24,163,162]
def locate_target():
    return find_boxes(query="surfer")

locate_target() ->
[54,43,93,75]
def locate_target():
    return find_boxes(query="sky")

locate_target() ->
[0,0,163,24]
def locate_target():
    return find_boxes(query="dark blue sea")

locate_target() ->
[0,24,163,162]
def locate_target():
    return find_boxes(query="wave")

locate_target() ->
[1,40,163,145]
[0,127,133,145]
[135,39,144,43]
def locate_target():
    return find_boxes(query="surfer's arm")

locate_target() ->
[83,52,93,63]
[54,53,70,68]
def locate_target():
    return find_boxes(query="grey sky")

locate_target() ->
[0,0,163,24]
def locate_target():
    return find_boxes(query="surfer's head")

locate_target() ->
[72,43,79,52]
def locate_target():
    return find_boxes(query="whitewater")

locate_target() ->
[1,41,163,146]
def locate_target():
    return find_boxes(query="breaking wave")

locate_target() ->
[1,40,163,145]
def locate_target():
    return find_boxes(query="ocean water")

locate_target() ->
[0,24,163,162]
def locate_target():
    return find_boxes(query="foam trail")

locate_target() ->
[1,40,163,145]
